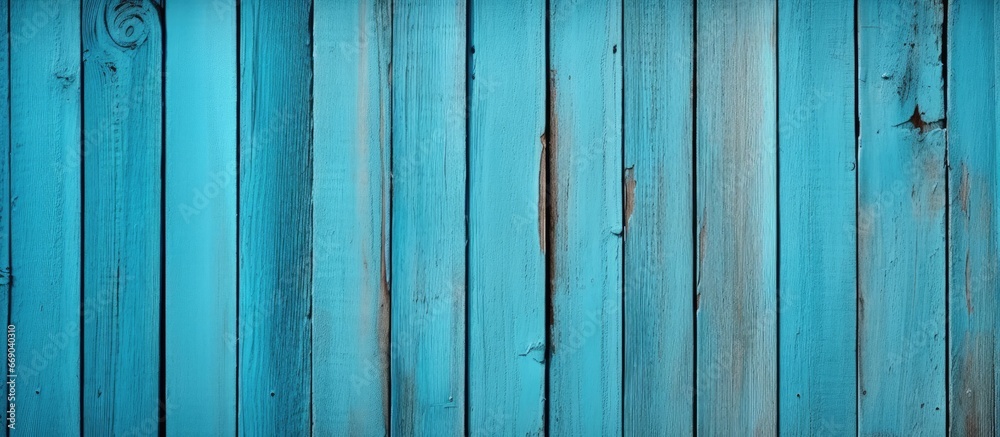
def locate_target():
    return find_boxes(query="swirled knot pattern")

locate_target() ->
[105,0,154,50]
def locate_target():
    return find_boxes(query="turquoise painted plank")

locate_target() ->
[0,0,9,431]
[547,0,622,434]
[467,0,545,435]
[165,0,236,434]
[947,0,999,433]
[858,0,946,434]
[622,0,693,434]
[695,0,776,433]
[312,0,391,434]
[9,1,81,434]
[238,1,312,434]
[0,6,8,423]
[82,0,163,433]
[777,0,856,434]
[390,0,466,434]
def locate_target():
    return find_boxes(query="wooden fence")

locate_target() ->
[0,0,996,435]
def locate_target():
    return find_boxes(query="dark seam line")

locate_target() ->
[386,0,395,433]
[941,0,950,433]
[852,0,860,433]
[386,0,394,433]
[159,2,168,436]
[618,0,625,434]
[774,0,780,434]
[234,0,242,434]
[307,0,315,435]
[542,0,552,434]
[463,0,471,434]
[690,0,698,434]
[78,0,86,434]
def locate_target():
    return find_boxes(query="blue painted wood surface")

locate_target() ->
[238,0,313,434]
[9,0,81,434]
[948,0,999,433]
[0,7,9,430]
[1,1,1000,434]
[695,0,777,433]
[467,1,546,436]
[777,0,857,434]
[165,0,236,434]
[622,0,693,434]
[82,0,163,433]
[858,0,947,434]
[547,0,623,435]
[390,0,467,434]
[0,0,13,431]
[312,0,391,434]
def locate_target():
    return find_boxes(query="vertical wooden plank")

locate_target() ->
[165,0,236,434]
[390,0,466,434]
[695,0,776,433]
[948,0,999,433]
[0,7,8,429]
[9,1,81,434]
[622,0,693,434]
[238,0,312,434]
[857,0,946,434]
[547,0,622,434]
[777,0,856,434]
[82,0,163,433]
[467,0,545,435]
[311,0,391,434]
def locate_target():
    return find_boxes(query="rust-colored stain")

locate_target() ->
[895,105,945,133]
[623,167,636,232]
[538,134,547,253]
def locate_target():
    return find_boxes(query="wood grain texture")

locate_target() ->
[9,1,81,434]
[390,0,466,434]
[0,5,8,414]
[164,0,236,434]
[777,0,856,434]
[238,1,313,434]
[695,0,777,433]
[858,0,946,434]
[622,0,693,434]
[547,0,623,434]
[312,0,391,434]
[467,1,546,435]
[82,0,163,433]
[947,0,999,433]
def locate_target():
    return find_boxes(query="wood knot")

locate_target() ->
[105,0,155,50]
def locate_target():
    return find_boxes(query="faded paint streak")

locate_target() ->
[379,208,391,428]
[623,167,635,230]
[965,248,973,314]
[959,163,970,216]
[697,206,707,289]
